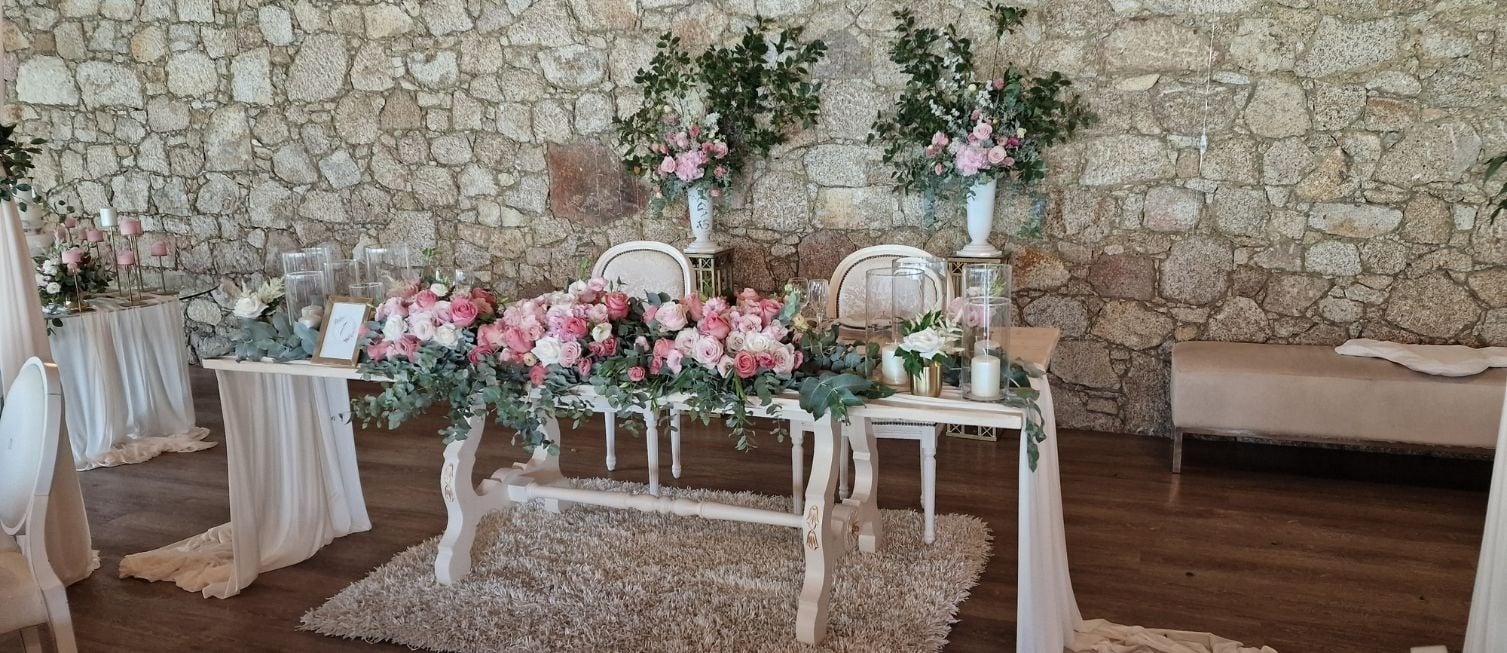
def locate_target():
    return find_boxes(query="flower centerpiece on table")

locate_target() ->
[894,311,961,397]
[34,242,113,319]
[869,5,1096,255]
[224,277,322,362]
[616,20,827,253]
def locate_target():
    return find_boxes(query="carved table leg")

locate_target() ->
[845,415,883,553]
[790,421,805,515]
[796,416,841,645]
[920,431,937,545]
[435,416,495,584]
[670,410,683,479]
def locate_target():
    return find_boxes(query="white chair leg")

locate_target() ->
[20,627,43,653]
[790,421,805,514]
[838,432,850,499]
[670,410,683,479]
[605,413,617,471]
[921,434,937,545]
[645,411,660,496]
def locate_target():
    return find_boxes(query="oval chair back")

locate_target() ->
[1,358,63,537]
[591,241,695,301]
[827,245,948,329]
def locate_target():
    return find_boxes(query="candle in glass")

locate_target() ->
[879,344,908,386]
[969,351,1002,400]
[150,238,172,293]
[962,295,1010,400]
[98,207,118,228]
[120,218,143,236]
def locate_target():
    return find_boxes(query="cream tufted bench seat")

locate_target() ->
[1170,341,1505,472]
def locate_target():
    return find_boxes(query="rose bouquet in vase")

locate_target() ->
[894,311,961,397]
[617,22,827,253]
[225,277,322,362]
[35,243,113,318]
[869,5,1095,255]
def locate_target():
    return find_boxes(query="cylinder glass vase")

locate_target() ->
[893,255,948,313]
[864,267,925,387]
[283,271,328,329]
[962,296,1012,400]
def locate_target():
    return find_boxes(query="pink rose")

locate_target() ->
[643,304,659,323]
[716,356,735,378]
[694,335,724,367]
[711,142,728,158]
[650,357,663,375]
[658,156,676,175]
[587,303,609,323]
[377,297,408,320]
[504,327,532,353]
[576,357,593,378]
[934,162,946,175]
[450,297,479,328]
[771,345,795,375]
[954,146,988,176]
[559,341,582,367]
[683,293,705,321]
[365,343,387,361]
[627,366,646,382]
[653,338,674,360]
[733,351,758,379]
[467,346,494,364]
[61,248,84,265]
[759,299,782,324]
[588,337,617,358]
[704,297,728,314]
[665,350,684,375]
[931,132,949,147]
[756,352,776,370]
[587,277,608,293]
[477,323,507,349]
[698,311,731,339]
[562,316,589,341]
[674,328,699,355]
[994,78,1005,90]
[529,364,547,385]
[674,150,706,182]
[415,289,439,310]
[390,335,420,362]
[988,146,1008,165]
[656,302,688,331]
[689,123,702,139]
[603,292,630,320]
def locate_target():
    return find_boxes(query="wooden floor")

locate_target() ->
[3,369,1493,652]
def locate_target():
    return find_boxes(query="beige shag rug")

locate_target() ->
[302,479,991,652]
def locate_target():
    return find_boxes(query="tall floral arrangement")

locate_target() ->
[869,6,1096,227]
[616,20,827,213]
[34,243,112,313]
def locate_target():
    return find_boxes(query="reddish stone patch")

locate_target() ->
[1087,254,1156,300]
[547,143,648,226]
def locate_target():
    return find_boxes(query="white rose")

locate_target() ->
[45,282,61,294]
[429,282,450,297]
[900,328,945,359]
[233,295,268,319]
[656,302,688,331]
[41,260,57,274]
[725,331,747,353]
[433,324,460,348]
[382,315,406,341]
[568,280,589,296]
[743,332,773,353]
[591,322,612,342]
[410,319,437,342]
[531,336,564,366]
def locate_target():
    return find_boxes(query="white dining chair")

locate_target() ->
[1,358,78,653]
[790,245,950,544]
[591,241,694,484]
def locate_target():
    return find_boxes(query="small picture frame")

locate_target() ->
[311,295,373,367]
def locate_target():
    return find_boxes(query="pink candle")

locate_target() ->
[116,251,136,266]
[63,216,78,229]
[150,240,170,257]
[84,229,104,242]
[120,219,143,236]
[61,248,84,265]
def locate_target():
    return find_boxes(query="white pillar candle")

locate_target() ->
[98,207,118,227]
[969,352,1002,399]
[879,343,909,386]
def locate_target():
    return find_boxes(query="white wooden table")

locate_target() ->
[127,327,1079,649]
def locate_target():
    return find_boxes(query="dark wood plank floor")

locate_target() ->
[3,369,1492,652]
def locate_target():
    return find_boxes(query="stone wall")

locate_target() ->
[6,0,1506,434]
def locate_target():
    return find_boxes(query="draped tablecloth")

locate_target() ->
[49,294,213,470]
[1465,385,1507,653]
[119,368,370,597]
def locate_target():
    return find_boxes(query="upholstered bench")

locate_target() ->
[1170,342,1505,472]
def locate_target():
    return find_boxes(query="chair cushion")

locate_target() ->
[0,550,47,634]
[1172,342,1505,448]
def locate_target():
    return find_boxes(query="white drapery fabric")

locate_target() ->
[119,370,369,597]
[0,199,96,586]
[1465,385,1507,653]
[1019,375,1082,652]
[49,295,212,469]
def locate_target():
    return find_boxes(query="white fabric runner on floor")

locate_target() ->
[1465,385,1507,653]
[119,369,369,597]
[0,198,96,586]
[49,294,213,470]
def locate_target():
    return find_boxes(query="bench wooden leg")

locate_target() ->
[1171,429,1184,474]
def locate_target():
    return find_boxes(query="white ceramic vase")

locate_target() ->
[956,177,1003,258]
[684,185,717,253]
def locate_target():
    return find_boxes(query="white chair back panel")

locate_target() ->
[829,245,944,328]
[592,242,694,300]
[0,359,62,535]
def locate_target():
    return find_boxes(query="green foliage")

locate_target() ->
[1487,152,1507,219]
[232,317,317,362]
[0,123,44,210]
